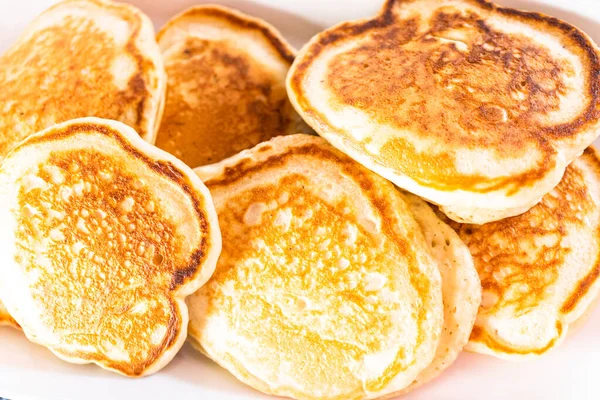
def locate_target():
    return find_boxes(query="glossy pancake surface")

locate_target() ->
[288,0,600,224]
[0,118,221,376]
[388,192,479,396]
[190,135,443,399]
[156,5,310,168]
[0,0,166,159]
[447,148,600,359]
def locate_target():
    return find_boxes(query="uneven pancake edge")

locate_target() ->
[4,0,166,145]
[156,4,295,65]
[290,0,600,138]
[386,193,480,397]
[191,134,444,400]
[0,117,221,376]
[0,300,19,329]
[463,147,600,359]
[287,0,600,222]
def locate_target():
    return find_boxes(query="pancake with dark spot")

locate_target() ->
[446,148,600,359]
[288,0,600,224]
[155,5,311,168]
[0,118,221,376]
[0,0,166,159]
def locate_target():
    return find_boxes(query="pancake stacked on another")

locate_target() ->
[155,5,311,168]
[393,192,480,396]
[284,0,600,368]
[188,135,480,399]
[0,118,221,377]
[284,0,600,369]
[0,0,168,339]
[287,0,600,224]
[1,0,600,396]
[447,148,600,359]
[0,0,166,158]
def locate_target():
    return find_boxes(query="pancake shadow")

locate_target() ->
[129,0,325,49]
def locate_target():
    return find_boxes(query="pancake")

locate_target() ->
[0,117,221,376]
[0,0,166,160]
[388,192,480,396]
[446,148,600,360]
[155,5,311,168]
[0,300,18,328]
[287,0,600,224]
[189,134,443,399]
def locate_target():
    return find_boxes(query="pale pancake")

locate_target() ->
[287,0,600,224]
[0,0,166,160]
[189,134,443,399]
[155,5,311,168]
[446,148,600,359]
[0,300,18,328]
[387,192,480,396]
[0,118,221,376]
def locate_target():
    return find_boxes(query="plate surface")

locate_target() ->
[1,0,600,399]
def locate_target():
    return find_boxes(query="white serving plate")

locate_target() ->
[1,0,600,399]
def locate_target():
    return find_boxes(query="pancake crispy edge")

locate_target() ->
[384,192,480,396]
[155,5,311,168]
[190,134,444,399]
[0,117,221,377]
[0,0,166,159]
[0,300,18,328]
[287,0,600,224]
[447,148,600,360]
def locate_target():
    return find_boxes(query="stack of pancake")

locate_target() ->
[0,0,599,398]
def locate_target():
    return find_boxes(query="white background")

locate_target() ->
[1,1,600,399]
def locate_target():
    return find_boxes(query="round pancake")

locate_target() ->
[446,148,600,359]
[189,134,443,399]
[287,0,600,224]
[155,5,311,168]
[387,192,480,396]
[0,300,18,328]
[0,0,166,160]
[0,117,221,376]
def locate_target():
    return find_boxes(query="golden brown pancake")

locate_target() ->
[0,0,166,160]
[189,134,444,399]
[446,148,600,359]
[155,5,311,168]
[287,0,600,224]
[0,117,221,376]
[0,300,18,328]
